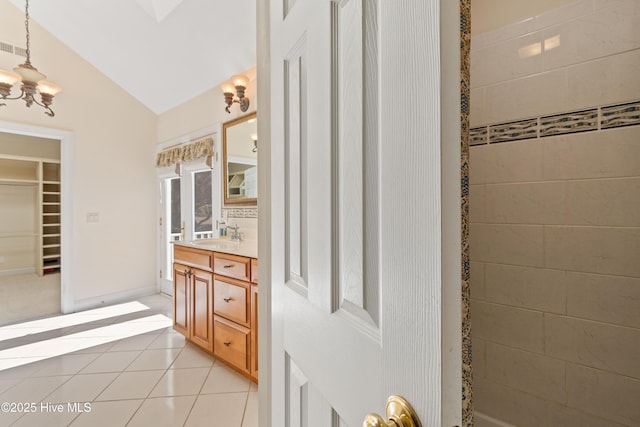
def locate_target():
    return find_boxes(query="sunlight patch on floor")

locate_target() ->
[0,313,172,371]
[0,301,151,342]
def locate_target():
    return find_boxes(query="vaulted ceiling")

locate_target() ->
[8,0,257,114]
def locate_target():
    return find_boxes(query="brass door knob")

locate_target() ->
[362,396,421,427]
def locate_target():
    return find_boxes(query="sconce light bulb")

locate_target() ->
[231,74,249,88]
[220,81,235,94]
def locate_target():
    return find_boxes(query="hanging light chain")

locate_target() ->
[23,0,32,66]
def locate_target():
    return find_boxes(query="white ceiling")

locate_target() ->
[8,0,256,114]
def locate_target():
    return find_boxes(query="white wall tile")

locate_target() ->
[564,178,640,227]
[542,5,640,70]
[546,401,628,427]
[470,87,486,127]
[483,17,537,47]
[471,141,543,184]
[545,314,640,379]
[544,226,640,277]
[470,261,486,300]
[473,337,486,380]
[484,182,566,225]
[470,184,486,223]
[542,127,640,181]
[566,272,640,328]
[533,0,595,30]
[471,224,544,267]
[568,48,640,111]
[484,69,568,124]
[471,32,544,88]
[566,365,640,425]
[484,264,566,314]
[485,342,566,402]
[474,377,548,427]
[472,300,545,352]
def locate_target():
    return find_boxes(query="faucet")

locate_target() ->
[226,224,241,241]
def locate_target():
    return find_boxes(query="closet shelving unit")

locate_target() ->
[0,155,61,276]
[40,161,61,275]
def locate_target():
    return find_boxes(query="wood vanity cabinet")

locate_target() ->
[173,246,214,353]
[213,253,258,382]
[173,244,258,382]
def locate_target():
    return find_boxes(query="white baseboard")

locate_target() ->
[475,411,515,427]
[68,285,159,313]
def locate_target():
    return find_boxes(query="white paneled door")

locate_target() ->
[264,0,462,426]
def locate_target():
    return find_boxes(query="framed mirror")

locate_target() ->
[222,112,258,205]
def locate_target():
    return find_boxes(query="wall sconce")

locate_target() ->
[220,74,250,114]
[250,133,257,152]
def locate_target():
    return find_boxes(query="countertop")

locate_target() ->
[173,238,258,259]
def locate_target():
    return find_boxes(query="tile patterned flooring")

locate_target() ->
[0,294,258,427]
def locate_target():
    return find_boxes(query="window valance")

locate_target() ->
[156,136,214,167]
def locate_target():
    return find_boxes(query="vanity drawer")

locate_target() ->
[214,253,250,281]
[214,317,250,372]
[174,246,213,271]
[214,277,250,327]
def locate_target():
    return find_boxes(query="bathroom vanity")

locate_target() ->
[172,239,258,382]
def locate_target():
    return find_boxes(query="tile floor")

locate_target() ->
[0,294,258,427]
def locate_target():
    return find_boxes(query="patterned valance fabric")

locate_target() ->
[156,137,214,167]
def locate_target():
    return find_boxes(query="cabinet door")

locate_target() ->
[173,263,190,337]
[190,268,214,352]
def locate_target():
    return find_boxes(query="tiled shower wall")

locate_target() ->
[469,1,640,426]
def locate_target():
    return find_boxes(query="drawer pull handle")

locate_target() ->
[223,341,232,347]
[223,297,232,303]
[223,264,233,268]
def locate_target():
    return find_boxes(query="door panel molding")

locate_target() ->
[330,0,381,333]
[284,37,309,297]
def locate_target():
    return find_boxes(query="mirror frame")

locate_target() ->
[222,112,258,206]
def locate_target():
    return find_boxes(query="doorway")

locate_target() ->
[0,121,74,324]
[157,138,219,297]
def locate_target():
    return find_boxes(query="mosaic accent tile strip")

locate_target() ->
[489,118,538,143]
[601,101,640,129]
[223,207,257,219]
[469,127,487,146]
[472,100,640,147]
[540,109,598,137]
[460,0,473,425]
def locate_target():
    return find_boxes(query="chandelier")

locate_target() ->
[0,0,62,117]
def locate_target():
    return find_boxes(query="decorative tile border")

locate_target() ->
[601,101,640,129]
[471,100,640,146]
[222,207,258,219]
[540,109,597,137]
[469,126,487,146]
[489,118,537,143]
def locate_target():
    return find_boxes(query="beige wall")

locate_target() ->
[470,1,640,426]
[0,0,158,309]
